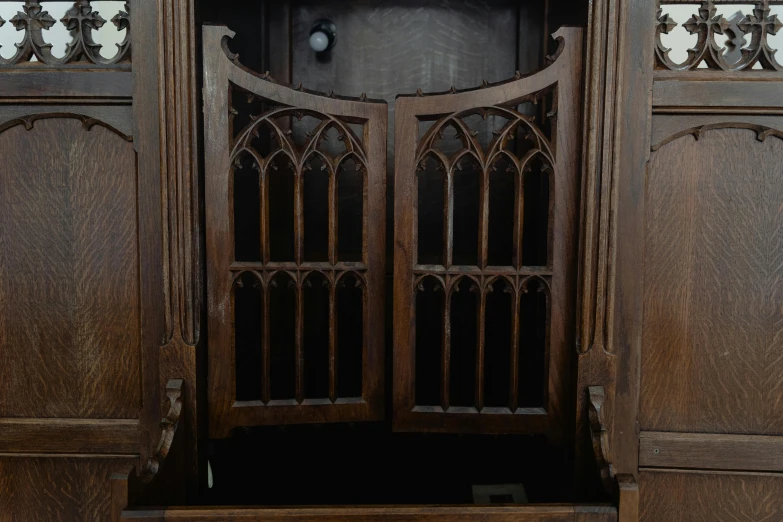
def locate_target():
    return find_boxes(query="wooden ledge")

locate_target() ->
[0,418,139,455]
[640,431,783,472]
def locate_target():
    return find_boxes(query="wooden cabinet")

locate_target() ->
[0,0,782,520]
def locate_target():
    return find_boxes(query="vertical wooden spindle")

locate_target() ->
[294,166,304,265]
[295,279,304,403]
[328,282,337,403]
[328,166,338,265]
[513,168,525,269]
[475,286,486,411]
[509,283,520,412]
[444,170,454,268]
[262,283,271,403]
[441,285,451,411]
[261,170,270,264]
[478,168,490,269]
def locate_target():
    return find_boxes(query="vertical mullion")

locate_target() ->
[261,169,270,264]
[329,283,337,403]
[475,287,486,411]
[328,167,338,265]
[509,284,520,412]
[479,168,490,269]
[295,279,304,403]
[262,281,271,403]
[513,167,525,270]
[294,168,304,265]
[441,287,451,411]
[444,170,454,268]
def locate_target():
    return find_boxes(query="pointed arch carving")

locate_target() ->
[203,25,386,437]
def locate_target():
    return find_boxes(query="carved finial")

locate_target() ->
[514,70,522,80]
[295,82,303,91]
[449,85,457,94]
[359,93,367,101]
[328,89,336,98]
[481,79,489,88]
[416,88,424,96]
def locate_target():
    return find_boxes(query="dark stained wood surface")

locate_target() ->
[203,25,387,437]
[640,470,783,522]
[640,431,783,472]
[0,71,133,98]
[0,456,137,521]
[392,27,583,437]
[0,118,140,419]
[641,128,783,435]
[0,418,139,455]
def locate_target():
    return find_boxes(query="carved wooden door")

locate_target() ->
[203,26,387,437]
[392,28,583,439]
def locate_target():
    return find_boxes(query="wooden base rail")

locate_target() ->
[114,504,618,522]
[110,475,634,522]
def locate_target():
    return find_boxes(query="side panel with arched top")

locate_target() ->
[203,26,387,437]
[392,28,584,438]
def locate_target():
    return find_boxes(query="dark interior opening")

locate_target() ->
[203,424,574,506]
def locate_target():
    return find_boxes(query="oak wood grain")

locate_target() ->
[0,418,139,455]
[640,470,783,522]
[0,118,140,419]
[639,431,783,472]
[641,128,783,435]
[0,456,137,521]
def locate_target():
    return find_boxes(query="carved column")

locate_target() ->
[576,0,654,499]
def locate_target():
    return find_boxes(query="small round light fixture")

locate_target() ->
[309,19,336,53]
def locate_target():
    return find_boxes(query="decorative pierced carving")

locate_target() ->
[588,386,614,495]
[655,0,783,71]
[203,25,387,435]
[739,1,783,70]
[141,379,183,483]
[0,0,130,66]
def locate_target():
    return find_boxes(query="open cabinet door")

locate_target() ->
[203,26,387,438]
[392,28,583,439]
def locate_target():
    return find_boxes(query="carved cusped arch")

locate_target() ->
[394,26,583,437]
[203,25,387,436]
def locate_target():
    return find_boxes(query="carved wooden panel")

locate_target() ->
[0,118,140,419]
[656,0,783,71]
[640,470,783,522]
[641,126,783,435]
[0,456,135,521]
[203,26,387,437]
[0,0,130,66]
[393,28,583,436]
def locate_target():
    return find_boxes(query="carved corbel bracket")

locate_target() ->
[588,386,615,495]
[140,379,183,483]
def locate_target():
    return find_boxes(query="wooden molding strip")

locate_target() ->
[640,431,783,472]
[653,78,783,109]
[0,418,139,455]
[0,71,132,98]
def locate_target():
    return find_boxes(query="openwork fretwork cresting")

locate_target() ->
[393,27,583,438]
[656,0,783,71]
[203,26,387,437]
[0,0,130,66]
